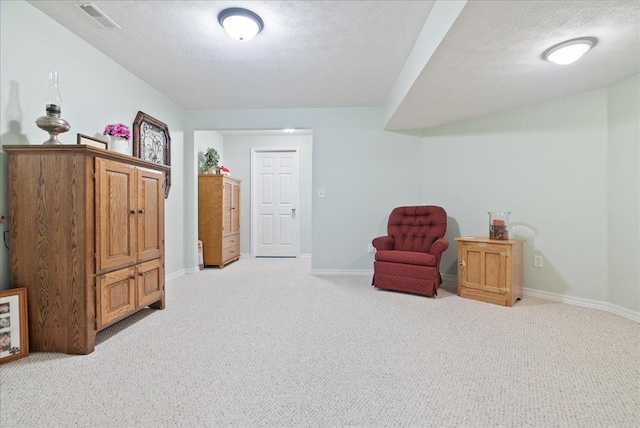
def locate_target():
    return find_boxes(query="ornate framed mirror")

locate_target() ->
[133,111,171,198]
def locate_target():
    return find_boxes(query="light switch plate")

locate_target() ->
[533,254,543,268]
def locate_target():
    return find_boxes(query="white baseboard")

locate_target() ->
[608,303,640,323]
[443,273,638,323]
[241,253,311,259]
[185,266,201,274]
[522,287,607,310]
[166,269,187,282]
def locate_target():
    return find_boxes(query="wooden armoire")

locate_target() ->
[4,145,169,355]
[198,174,241,268]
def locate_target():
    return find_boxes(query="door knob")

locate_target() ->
[130,209,136,215]
[138,209,144,214]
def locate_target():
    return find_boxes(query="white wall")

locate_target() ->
[0,0,187,288]
[221,134,313,255]
[185,108,424,272]
[194,130,223,173]
[607,74,640,313]
[421,85,640,312]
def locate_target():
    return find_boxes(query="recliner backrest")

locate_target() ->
[387,206,447,253]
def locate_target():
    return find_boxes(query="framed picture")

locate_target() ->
[77,133,108,149]
[132,111,171,198]
[0,288,29,364]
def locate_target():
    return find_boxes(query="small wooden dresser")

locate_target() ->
[455,237,524,306]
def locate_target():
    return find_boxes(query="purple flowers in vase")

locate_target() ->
[103,123,132,155]
[103,123,131,140]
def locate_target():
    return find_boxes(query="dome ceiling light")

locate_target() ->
[542,37,598,65]
[218,8,264,41]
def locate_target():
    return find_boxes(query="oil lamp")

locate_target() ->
[35,71,70,145]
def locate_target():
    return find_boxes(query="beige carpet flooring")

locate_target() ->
[0,258,638,427]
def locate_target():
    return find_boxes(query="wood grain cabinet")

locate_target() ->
[4,145,169,354]
[198,175,241,268]
[95,158,165,328]
[455,237,524,307]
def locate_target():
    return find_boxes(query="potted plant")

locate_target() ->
[203,147,220,174]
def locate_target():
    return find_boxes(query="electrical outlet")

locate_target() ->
[533,255,543,268]
[367,243,375,254]
[317,189,327,198]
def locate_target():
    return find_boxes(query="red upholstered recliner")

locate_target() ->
[372,206,449,297]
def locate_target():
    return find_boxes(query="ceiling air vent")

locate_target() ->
[77,3,121,29]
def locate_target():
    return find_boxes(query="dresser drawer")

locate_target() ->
[223,234,239,249]
[222,244,240,262]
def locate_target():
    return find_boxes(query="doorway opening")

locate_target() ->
[194,129,312,261]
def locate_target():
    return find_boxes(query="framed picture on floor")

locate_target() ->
[0,288,29,364]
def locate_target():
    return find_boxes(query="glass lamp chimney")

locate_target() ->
[45,71,62,114]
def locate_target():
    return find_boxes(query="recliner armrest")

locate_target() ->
[372,236,394,251]
[430,238,449,257]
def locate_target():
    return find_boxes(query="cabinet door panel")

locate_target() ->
[485,252,506,288]
[97,267,136,328]
[231,182,240,234]
[136,259,163,308]
[465,250,482,285]
[96,159,135,272]
[137,168,164,262]
[223,181,232,234]
[461,245,508,295]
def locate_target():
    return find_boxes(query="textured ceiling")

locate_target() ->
[27,1,434,110]
[387,0,640,129]
[27,0,640,130]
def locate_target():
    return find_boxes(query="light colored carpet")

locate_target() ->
[0,258,638,427]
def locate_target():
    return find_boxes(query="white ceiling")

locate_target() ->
[28,0,640,130]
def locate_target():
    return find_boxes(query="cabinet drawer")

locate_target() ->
[223,234,239,249]
[222,245,240,262]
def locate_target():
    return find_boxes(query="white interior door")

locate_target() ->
[252,149,299,257]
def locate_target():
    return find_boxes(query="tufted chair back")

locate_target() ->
[387,206,447,253]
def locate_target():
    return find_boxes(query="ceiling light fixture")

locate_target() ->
[218,8,263,41]
[542,37,597,65]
